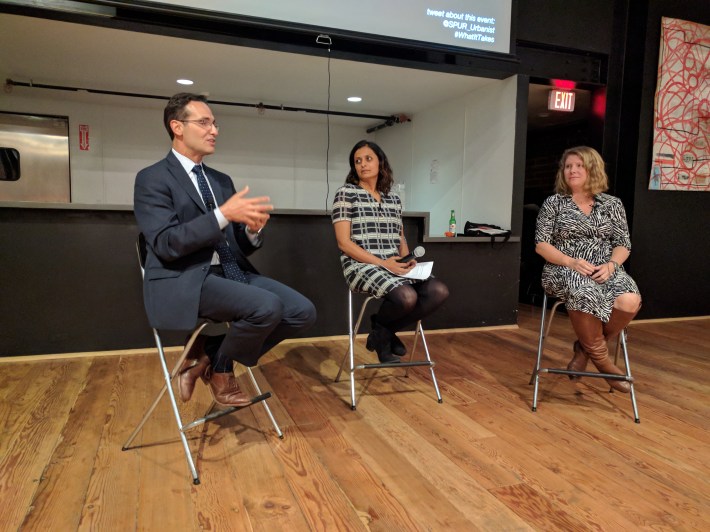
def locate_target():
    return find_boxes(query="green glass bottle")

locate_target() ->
[449,210,456,235]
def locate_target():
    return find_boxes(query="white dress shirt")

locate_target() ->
[172,149,260,266]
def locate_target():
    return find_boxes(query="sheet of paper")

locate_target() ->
[400,261,433,280]
[476,227,509,235]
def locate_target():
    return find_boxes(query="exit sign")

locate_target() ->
[548,90,575,112]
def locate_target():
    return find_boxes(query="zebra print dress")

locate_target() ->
[535,193,640,322]
[331,183,415,297]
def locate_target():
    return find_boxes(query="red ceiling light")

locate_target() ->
[552,79,577,90]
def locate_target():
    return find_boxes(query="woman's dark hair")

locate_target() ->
[163,93,208,140]
[345,140,394,194]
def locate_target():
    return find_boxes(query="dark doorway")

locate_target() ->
[519,79,607,305]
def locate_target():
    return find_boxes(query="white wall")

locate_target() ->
[461,76,517,232]
[0,92,362,209]
[1,77,517,227]
[375,76,517,236]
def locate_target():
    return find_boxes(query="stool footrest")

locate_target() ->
[356,361,435,370]
[540,368,633,381]
[181,392,272,431]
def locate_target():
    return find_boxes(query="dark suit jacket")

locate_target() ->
[134,150,260,330]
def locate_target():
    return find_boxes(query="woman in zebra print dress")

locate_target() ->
[535,146,641,392]
[332,140,449,363]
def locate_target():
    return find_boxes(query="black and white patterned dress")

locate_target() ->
[535,193,640,322]
[332,183,415,297]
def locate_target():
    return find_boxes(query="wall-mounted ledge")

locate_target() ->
[0,201,133,212]
[0,202,517,242]
[424,235,520,243]
[0,201,433,219]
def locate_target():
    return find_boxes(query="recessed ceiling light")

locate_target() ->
[347,96,362,103]
[177,79,194,85]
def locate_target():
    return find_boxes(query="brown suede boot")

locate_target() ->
[603,305,640,344]
[567,310,630,393]
[207,372,253,407]
[567,340,589,380]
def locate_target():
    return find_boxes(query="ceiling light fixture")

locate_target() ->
[176,79,194,85]
[347,96,362,103]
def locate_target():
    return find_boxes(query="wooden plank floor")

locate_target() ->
[1,306,708,531]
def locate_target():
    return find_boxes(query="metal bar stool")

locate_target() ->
[334,290,443,410]
[530,293,640,423]
[122,234,283,485]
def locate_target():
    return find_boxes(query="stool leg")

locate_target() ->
[335,291,355,384]
[335,291,360,407]
[612,334,621,366]
[530,295,548,384]
[620,331,640,423]
[334,340,349,383]
[401,322,442,403]
[531,295,548,412]
[404,327,418,377]
[348,291,358,409]
[160,330,202,484]
[418,322,443,403]
[348,296,374,409]
[246,367,284,438]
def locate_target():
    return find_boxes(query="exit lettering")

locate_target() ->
[548,90,575,112]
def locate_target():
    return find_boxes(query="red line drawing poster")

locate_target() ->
[649,18,709,191]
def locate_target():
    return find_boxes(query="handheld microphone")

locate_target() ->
[397,246,425,263]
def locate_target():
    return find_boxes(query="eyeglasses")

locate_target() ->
[179,119,219,131]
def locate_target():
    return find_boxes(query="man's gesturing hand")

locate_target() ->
[219,186,274,229]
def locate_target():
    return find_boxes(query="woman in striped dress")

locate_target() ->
[535,146,641,392]
[332,140,449,363]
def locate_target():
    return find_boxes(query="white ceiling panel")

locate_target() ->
[0,13,495,124]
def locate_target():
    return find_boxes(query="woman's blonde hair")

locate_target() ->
[554,146,609,195]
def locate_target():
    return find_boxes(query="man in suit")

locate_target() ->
[134,93,316,407]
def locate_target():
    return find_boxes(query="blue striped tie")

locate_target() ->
[193,165,248,283]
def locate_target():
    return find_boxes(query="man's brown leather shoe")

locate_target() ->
[178,336,211,402]
[207,372,253,407]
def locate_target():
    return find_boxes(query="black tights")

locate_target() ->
[375,278,449,332]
